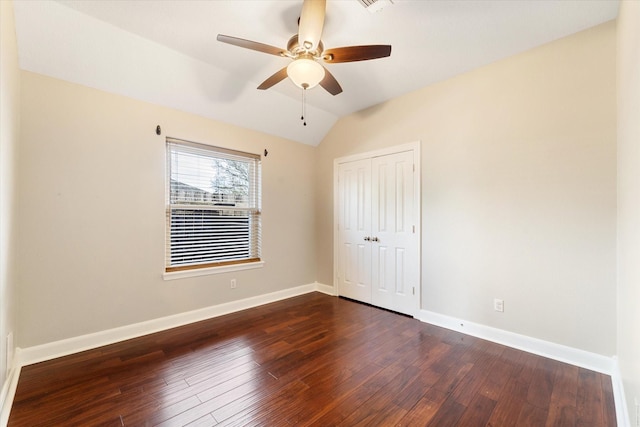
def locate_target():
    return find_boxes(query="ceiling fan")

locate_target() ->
[217,0,392,96]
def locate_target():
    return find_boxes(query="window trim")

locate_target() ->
[165,137,262,275]
[162,259,265,281]
[165,257,261,273]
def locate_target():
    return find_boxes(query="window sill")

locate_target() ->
[162,261,265,281]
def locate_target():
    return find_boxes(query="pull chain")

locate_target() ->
[301,84,308,126]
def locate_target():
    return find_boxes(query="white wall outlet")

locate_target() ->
[494,298,504,312]
[230,279,237,289]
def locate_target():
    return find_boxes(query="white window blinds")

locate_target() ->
[166,138,261,272]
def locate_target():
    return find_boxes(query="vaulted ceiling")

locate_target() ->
[12,0,619,146]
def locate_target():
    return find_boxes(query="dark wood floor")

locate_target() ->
[9,292,616,426]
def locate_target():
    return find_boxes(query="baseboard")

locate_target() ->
[611,357,631,427]
[17,283,320,367]
[0,360,20,427]
[417,309,615,375]
[314,282,336,296]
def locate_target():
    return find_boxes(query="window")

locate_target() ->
[166,138,261,273]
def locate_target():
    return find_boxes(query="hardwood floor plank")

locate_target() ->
[184,356,259,388]
[335,364,420,426]
[184,414,217,427]
[425,394,467,427]
[455,393,497,427]
[527,356,557,409]
[545,363,579,427]
[576,368,607,427]
[292,362,387,426]
[194,365,266,403]
[392,342,453,410]
[7,293,616,427]
[450,350,500,407]
[213,378,309,426]
[601,372,618,426]
[395,388,447,426]
[486,375,530,426]
[433,360,474,395]
[305,362,407,426]
[478,353,519,401]
[517,401,550,427]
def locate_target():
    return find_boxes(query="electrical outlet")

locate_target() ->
[230,279,237,289]
[494,298,504,312]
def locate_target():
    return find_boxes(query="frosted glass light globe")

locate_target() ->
[287,58,325,89]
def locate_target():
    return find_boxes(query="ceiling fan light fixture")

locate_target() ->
[287,58,325,89]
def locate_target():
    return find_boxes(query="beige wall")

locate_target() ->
[316,22,617,356]
[17,72,317,347]
[617,1,640,421]
[0,0,20,392]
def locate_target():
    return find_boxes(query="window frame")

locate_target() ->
[163,137,263,279]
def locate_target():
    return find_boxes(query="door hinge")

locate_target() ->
[412,287,415,295]
[413,164,415,172]
[412,225,415,233]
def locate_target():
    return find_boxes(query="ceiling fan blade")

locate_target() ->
[323,45,392,63]
[298,0,326,51]
[319,66,342,96]
[217,34,286,56]
[257,67,289,90]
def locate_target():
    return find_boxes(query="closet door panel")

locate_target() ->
[371,151,417,315]
[337,159,372,303]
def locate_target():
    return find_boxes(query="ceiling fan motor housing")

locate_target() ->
[286,35,324,59]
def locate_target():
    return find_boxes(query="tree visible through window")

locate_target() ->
[166,138,261,272]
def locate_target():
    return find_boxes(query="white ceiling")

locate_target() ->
[12,0,619,146]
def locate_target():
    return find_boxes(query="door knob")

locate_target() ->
[372,237,379,242]
[364,236,371,241]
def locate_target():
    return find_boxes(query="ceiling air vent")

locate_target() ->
[356,0,394,13]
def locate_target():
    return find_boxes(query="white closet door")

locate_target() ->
[371,151,417,315]
[337,159,372,303]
